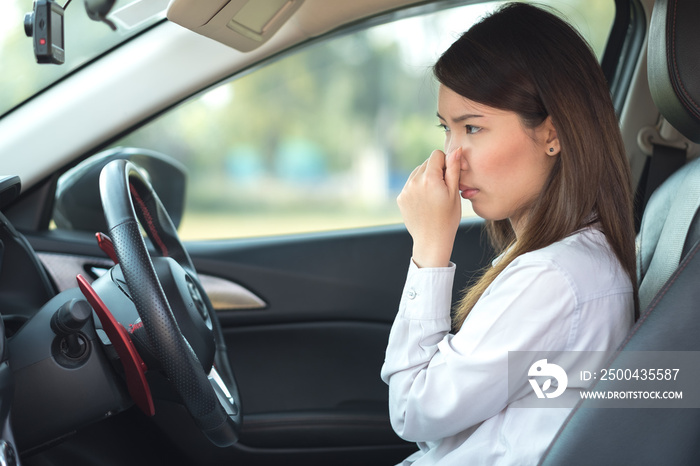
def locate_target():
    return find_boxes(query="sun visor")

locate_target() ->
[167,0,304,52]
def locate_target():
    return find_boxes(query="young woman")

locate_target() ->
[381,3,637,465]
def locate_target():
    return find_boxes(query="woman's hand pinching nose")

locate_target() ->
[397,147,463,268]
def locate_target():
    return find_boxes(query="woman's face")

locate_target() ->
[437,85,558,236]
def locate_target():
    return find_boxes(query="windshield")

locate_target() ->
[0,0,167,118]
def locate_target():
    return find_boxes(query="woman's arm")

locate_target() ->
[381,257,576,442]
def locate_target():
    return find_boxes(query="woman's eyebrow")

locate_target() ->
[436,112,485,122]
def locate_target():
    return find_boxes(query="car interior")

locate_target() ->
[0,0,698,465]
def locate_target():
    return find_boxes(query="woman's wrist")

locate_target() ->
[412,245,452,268]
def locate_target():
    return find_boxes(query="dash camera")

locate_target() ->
[24,0,65,65]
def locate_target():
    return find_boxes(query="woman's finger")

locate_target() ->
[425,150,447,180]
[405,158,429,184]
[444,146,462,196]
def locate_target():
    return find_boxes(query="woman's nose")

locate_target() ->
[459,149,468,170]
[447,144,468,170]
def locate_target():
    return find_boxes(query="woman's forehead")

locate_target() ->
[437,85,511,120]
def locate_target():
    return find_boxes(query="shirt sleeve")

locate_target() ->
[380,256,577,442]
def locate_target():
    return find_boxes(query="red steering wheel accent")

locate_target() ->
[96,232,119,264]
[77,274,155,417]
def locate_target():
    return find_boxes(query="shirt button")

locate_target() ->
[406,289,417,300]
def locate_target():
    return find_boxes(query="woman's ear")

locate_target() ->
[541,116,560,156]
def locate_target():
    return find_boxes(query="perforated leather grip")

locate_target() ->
[109,220,226,431]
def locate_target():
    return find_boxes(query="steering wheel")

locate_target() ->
[98,159,241,447]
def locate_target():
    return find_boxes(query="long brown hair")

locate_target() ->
[433,3,638,330]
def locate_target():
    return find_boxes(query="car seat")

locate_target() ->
[540,0,700,464]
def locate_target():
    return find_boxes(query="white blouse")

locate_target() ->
[381,227,633,465]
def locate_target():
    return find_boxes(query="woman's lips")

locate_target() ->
[460,185,479,199]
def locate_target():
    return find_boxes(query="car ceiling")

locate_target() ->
[0,0,667,197]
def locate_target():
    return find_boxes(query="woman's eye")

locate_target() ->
[437,124,450,133]
[465,125,481,134]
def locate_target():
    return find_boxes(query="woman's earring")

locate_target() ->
[549,147,554,153]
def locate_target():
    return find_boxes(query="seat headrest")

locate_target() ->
[648,0,700,143]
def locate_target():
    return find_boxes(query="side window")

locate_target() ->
[109,0,614,240]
